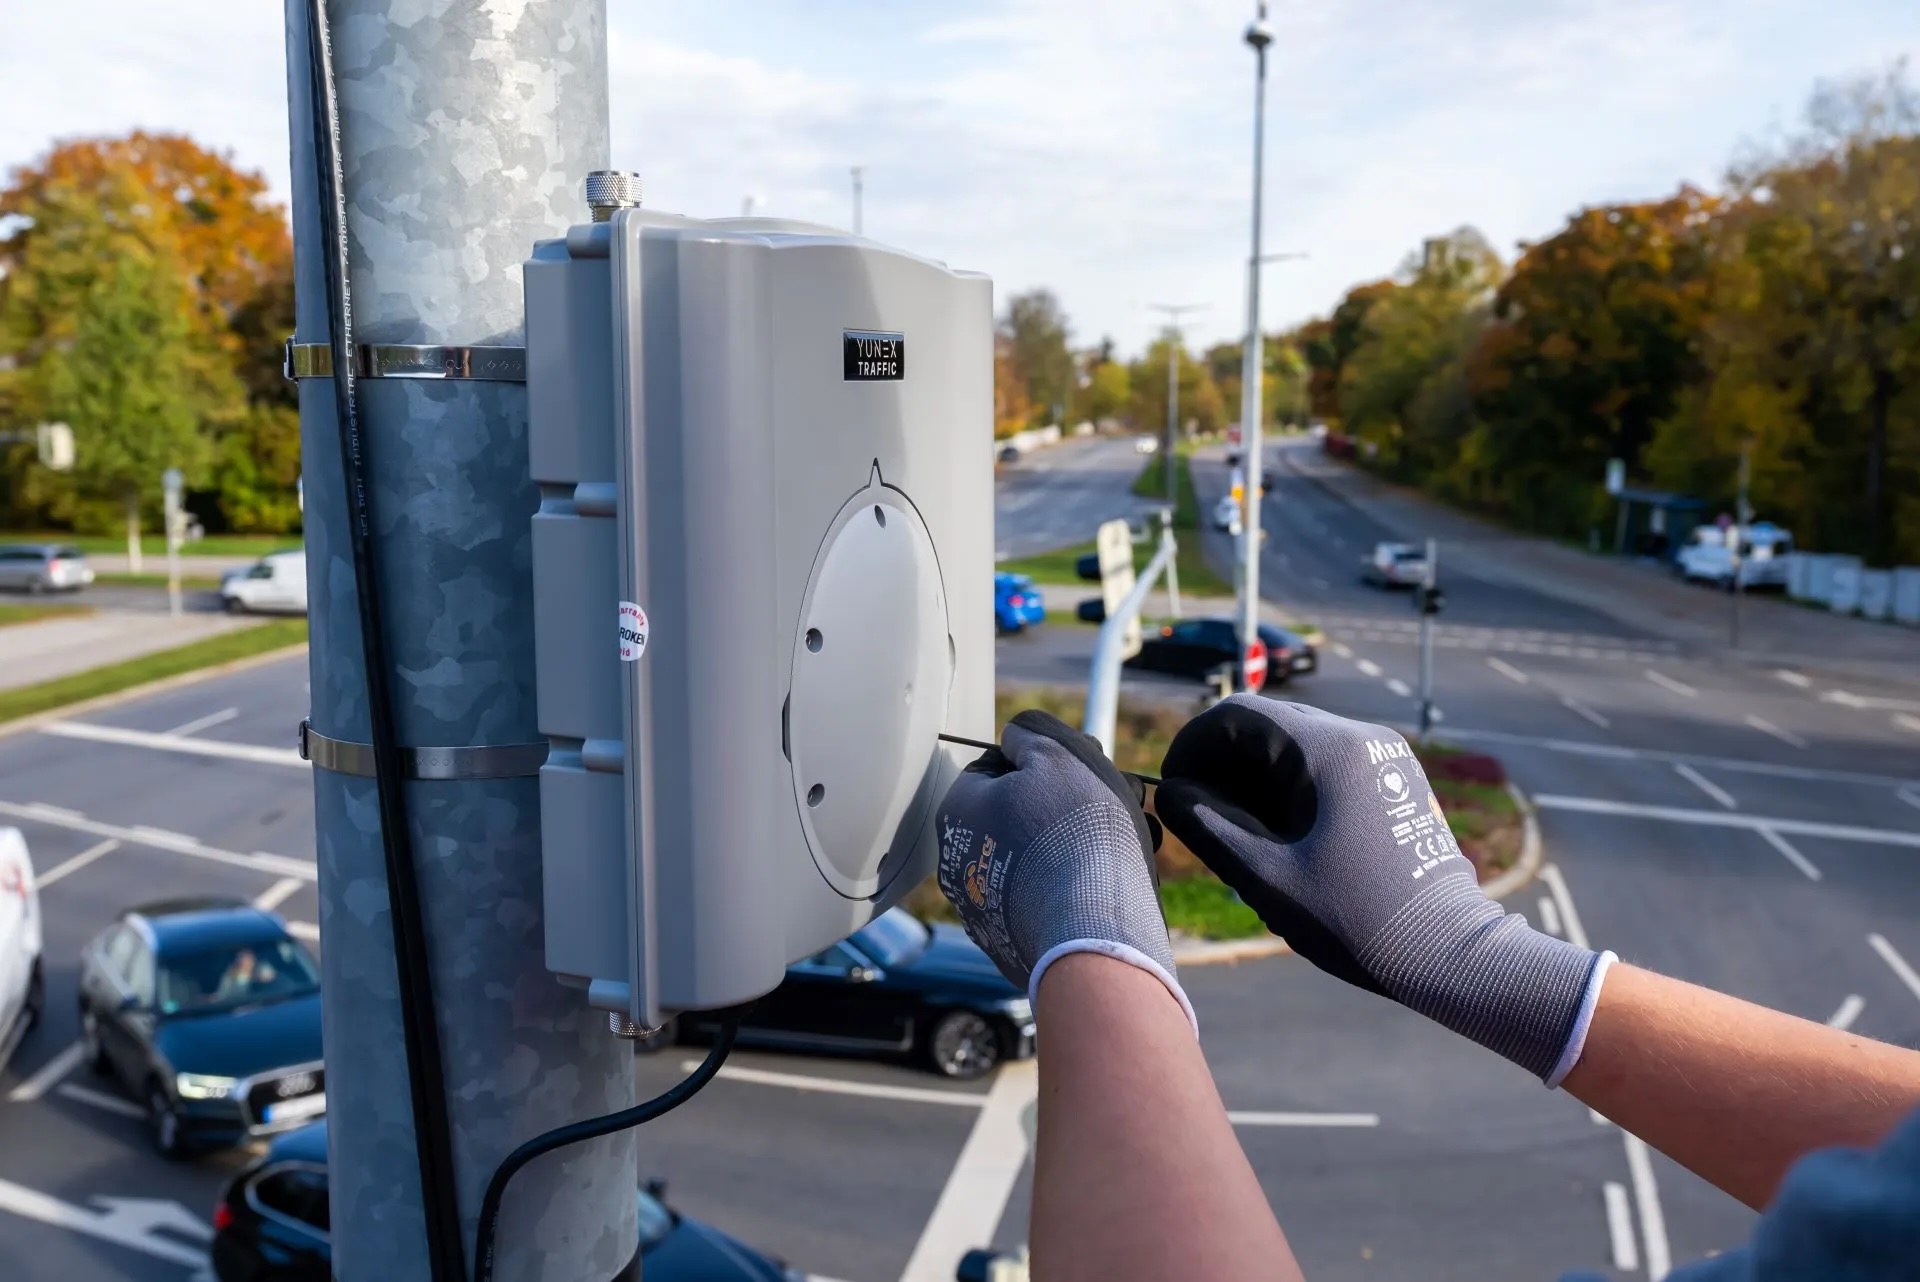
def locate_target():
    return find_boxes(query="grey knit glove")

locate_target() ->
[1156,695,1612,1084]
[937,710,1196,1033]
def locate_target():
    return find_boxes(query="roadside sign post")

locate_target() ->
[1097,518,1143,661]
[1417,537,1439,738]
[161,468,184,619]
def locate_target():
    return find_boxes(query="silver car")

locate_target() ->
[0,544,93,593]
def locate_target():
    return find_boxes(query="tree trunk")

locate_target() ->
[124,493,142,574]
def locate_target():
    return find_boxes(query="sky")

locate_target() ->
[3,1,1918,356]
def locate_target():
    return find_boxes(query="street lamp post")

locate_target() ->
[1237,2,1275,691]
[850,166,865,234]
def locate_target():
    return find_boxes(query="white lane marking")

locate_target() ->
[1589,1107,1610,1126]
[1330,642,1353,659]
[1673,764,1736,810]
[22,803,83,823]
[1386,678,1412,697]
[1745,714,1808,749]
[1356,659,1382,678]
[1868,934,1920,1004]
[1559,696,1611,729]
[6,1042,85,1102]
[1756,826,1822,881]
[0,1177,210,1267]
[1827,994,1866,1031]
[1895,714,1920,736]
[41,720,304,769]
[1437,726,1920,789]
[899,1061,1038,1282]
[287,921,320,942]
[1536,896,1564,937]
[1533,795,1920,849]
[687,1061,988,1109]
[1902,787,1920,813]
[56,1083,146,1120]
[1644,669,1698,698]
[1823,690,1920,713]
[1226,1110,1379,1127]
[1486,657,1529,685]
[252,878,305,913]
[1538,865,1592,951]
[1775,670,1812,689]
[161,707,239,738]
[1624,1133,1672,1280]
[0,801,316,880]
[1602,1181,1639,1272]
[34,838,121,888]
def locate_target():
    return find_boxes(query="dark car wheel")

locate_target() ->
[147,1082,187,1159]
[79,1006,109,1074]
[23,961,42,1031]
[926,1010,1001,1080]
[24,577,45,596]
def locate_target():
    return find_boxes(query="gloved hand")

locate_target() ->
[1156,695,1612,1084]
[937,709,1195,1034]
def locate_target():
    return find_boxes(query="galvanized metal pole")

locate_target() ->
[1418,537,1437,738]
[1085,534,1178,754]
[1238,5,1272,689]
[283,4,638,1280]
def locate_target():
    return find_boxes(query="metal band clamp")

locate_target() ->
[283,338,526,382]
[299,719,549,780]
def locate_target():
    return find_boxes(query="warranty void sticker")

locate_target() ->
[618,601,649,661]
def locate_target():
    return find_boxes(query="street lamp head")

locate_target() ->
[1245,2,1274,51]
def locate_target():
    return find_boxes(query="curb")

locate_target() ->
[0,639,310,744]
[1170,779,1544,967]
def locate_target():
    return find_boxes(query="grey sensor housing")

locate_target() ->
[526,209,994,1028]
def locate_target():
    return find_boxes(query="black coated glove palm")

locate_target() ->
[1156,695,1611,1084]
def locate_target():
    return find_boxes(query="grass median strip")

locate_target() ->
[0,618,308,725]
[0,603,95,628]
[91,572,224,590]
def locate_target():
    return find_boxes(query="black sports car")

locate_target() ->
[1124,617,1317,688]
[208,1123,803,1282]
[77,898,324,1157]
[678,909,1036,1079]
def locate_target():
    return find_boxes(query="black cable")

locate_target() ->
[304,4,467,1278]
[938,731,1160,786]
[474,1018,743,1282]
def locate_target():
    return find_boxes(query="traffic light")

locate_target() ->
[525,198,994,1029]
[1417,583,1445,616]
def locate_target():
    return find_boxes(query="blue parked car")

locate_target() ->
[994,572,1046,634]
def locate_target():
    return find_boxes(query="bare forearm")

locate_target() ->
[1564,962,1920,1208]
[1032,954,1302,1282]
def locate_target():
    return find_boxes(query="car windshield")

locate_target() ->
[636,1189,674,1249]
[1392,549,1426,562]
[854,909,930,967]
[156,938,320,1015]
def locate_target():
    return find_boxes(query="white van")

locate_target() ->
[0,827,44,1073]
[1676,522,1795,591]
[221,550,309,615]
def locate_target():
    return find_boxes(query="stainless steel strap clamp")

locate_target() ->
[299,718,549,781]
[283,338,526,382]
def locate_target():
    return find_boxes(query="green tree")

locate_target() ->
[1078,354,1132,425]
[1000,289,1074,426]
[1129,334,1226,438]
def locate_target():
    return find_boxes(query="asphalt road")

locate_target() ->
[992,434,1157,559]
[1,440,1917,1281]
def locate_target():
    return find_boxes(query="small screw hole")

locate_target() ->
[807,783,825,807]
[805,628,823,653]
[872,505,887,527]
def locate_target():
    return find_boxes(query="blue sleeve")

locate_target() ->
[1666,1105,1920,1282]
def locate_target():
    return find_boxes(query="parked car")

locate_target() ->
[1263,621,1318,676]
[222,551,308,615]
[1124,617,1305,689]
[1361,541,1428,588]
[1212,495,1243,535]
[209,1122,803,1282]
[78,898,324,1157]
[675,908,1035,1080]
[993,571,1046,634]
[0,828,43,1073]
[996,444,1022,464]
[1133,435,1159,455]
[1674,522,1794,591]
[0,543,93,594]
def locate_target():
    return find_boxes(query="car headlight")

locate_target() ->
[176,1072,238,1100]
[998,997,1033,1024]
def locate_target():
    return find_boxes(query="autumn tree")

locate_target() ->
[1129,334,1226,438]
[1000,289,1074,425]
[1077,345,1132,425]
[993,332,1034,439]
[1302,280,1395,424]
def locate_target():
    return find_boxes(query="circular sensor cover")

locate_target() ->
[788,471,953,899]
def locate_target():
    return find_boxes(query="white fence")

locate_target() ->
[1787,552,1920,625]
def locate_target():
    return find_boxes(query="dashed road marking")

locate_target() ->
[1330,641,1352,659]
[1355,658,1382,678]
[1827,994,1865,1031]
[1532,795,1920,849]
[287,921,319,942]
[1644,669,1698,698]
[0,1176,208,1269]
[899,1062,1037,1282]
[1559,696,1611,729]
[1901,787,1920,814]
[252,878,305,913]
[1757,826,1821,881]
[1869,934,1920,1004]
[0,802,316,881]
[1672,764,1735,810]
[1775,670,1812,689]
[1227,1110,1380,1127]
[56,1083,145,1120]
[1486,657,1529,685]
[1386,678,1411,697]
[1895,714,1920,736]
[1538,865,1591,951]
[1438,726,1920,790]
[1745,714,1808,749]
[1536,896,1563,937]
[34,838,121,888]
[1603,1181,1639,1272]
[41,720,304,769]
[1624,1133,1673,1280]
[162,707,239,738]
[5,1043,84,1103]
